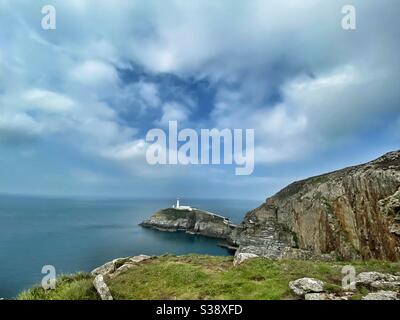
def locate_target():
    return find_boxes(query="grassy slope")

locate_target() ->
[18,273,99,300]
[18,255,400,300]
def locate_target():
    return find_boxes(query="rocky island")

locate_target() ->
[139,199,237,239]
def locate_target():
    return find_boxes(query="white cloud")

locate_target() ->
[101,139,147,161]
[134,81,161,108]
[212,63,399,165]
[0,111,43,141]
[156,102,190,127]
[69,60,119,91]
[23,89,75,112]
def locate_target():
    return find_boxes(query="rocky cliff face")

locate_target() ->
[231,151,400,261]
[140,208,236,239]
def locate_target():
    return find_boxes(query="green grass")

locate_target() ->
[108,255,400,300]
[17,255,400,300]
[17,272,99,300]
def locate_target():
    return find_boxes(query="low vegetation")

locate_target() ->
[17,272,99,300]
[18,255,400,300]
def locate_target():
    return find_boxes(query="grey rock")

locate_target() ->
[370,280,400,290]
[289,278,325,297]
[115,263,135,274]
[93,275,113,300]
[304,292,354,300]
[235,245,283,260]
[233,252,259,266]
[91,255,151,276]
[234,244,335,262]
[91,257,129,276]
[356,272,400,290]
[91,261,115,276]
[362,291,398,300]
[129,255,151,264]
[305,293,327,300]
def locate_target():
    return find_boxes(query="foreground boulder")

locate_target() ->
[93,275,113,300]
[233,252,259,266]
[304,292,354,300]
[289,278,325,297]
[356,272,400,290]
[362,291,399,300]
[230,151,400,261]
[91,255,151,277]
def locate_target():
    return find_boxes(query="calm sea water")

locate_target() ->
[0,195,259,298]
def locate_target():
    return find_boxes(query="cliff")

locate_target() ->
[230,151,400,261]
[140,207,236,239]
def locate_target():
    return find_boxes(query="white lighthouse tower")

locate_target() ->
[172,198,193,211]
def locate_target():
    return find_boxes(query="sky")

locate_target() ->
[0,0,399,200]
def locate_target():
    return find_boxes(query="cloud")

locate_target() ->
[70,60,118,86]
[211,61,399,165]
[135,81,161,108]
[156,102,191,127]
[23,89,75,112]
[0,112,43,143]
[101,139,147,161]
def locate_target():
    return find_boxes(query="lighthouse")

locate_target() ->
[172,198,193,211]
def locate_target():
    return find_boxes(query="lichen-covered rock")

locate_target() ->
[91,257,130,276]
[233,252,259,266]
[370,281,400,290]
[362,291,399,300]
[93,275,113,300]
[356,271,400,290]
[128,255,151,264]
[91,261,115,277]
[140,208,236,239]
[304,292,354,300]
[304,293,327,300]
[91,255,151,277]
[233,245,335,262]
[289,278,325,297]
[356,271,399,284]
[112,255,153,276]
[231,151,400,261]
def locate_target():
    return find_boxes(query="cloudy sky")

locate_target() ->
[0,0,399,200]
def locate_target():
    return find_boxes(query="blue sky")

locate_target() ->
[0,0,399,200]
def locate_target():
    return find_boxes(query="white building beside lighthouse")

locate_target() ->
[172,198,193,211]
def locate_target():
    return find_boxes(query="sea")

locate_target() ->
[0,195,260,298]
